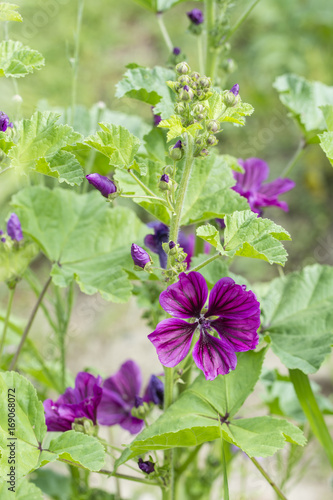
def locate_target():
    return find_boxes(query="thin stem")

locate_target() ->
[224,0,261,42]
[121,194,168,204]
[24,269,58,332]
[197,34,204,75]
[249,456,288,500]
[222,439,229,500]
[282,138,306,177]
[9,276,52,371]
[188,252,221,273]
[128,170,158,198]
[0,287,16,365]
[205,0,217,80]
[289,369,333,469]
[71,0,85,126]
[156,13,173,52]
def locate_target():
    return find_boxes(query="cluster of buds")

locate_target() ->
[161,241,188,282]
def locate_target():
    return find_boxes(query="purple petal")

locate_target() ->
[119,413,144,434]
[43,400,74,432]
[7,213,23,242]
[211,316,260,352]
[74,372,103,400]
[86,173,117,197]
[230,84,239,96]
[138,458,155,474]
[103,360,142,405]
[159,271,208,319]
[143,375,164,406]
[97,387,130,426]
[192,332,237,380]
[148,318,197,367]
[131,243,151,268]
[258,177,295,197]
[233,158,269,193]
[206,278,260,320]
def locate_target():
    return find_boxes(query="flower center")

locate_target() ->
[198,314,211,331]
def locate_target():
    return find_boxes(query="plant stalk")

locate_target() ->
[249,456,288,500]
[205,0,218,81]
[71,0,85,126]
[0,287,16,365]
[156,13,173,52]
[282,138,306,177]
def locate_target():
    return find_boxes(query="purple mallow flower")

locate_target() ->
[187,8,204,25]
[0,111,11,132]
[148,272,260,381]
[44,372,103,432]
[7,213,23,242]
[230,84,239,96]
[97,360,164,434]
[233,158,295,214]
[138,458,155,474]
[86,173,117,198]
[131,243,151,268]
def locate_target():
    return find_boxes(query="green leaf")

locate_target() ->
[320,104,333,131]
[261,264,333,373]
[224,210,291,265]
[196,225,224,253]
[85,123,141,169]
[12,187,145,302]
[30,469,71,500]
[273,74,333,139]
[0,3,22,22]
[0,478,43,499]
[0,41,44,78]
[318,131,333,167]
[208,93,254,126]
[115,66,175,119]
[144,127,168,163]
[0,241,38,285]
[159,115,202,142]
[8,112,83,186]
[48,431,105,471]
[0,131,15,155]
[0,371,47,479]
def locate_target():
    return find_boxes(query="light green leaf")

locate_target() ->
[261,264,333,373]
[0,478,43,499]
[0,371,47,479]
[0,131,15,155]
[208,93,254,126]
[0,241,38,285]
[318,131,333,167]
[30,469,71,500]
[0,3,22,22]
[196,224,224,253]
[115,66,175,118]
[85,123,141,169]
[273,74,333,139]
[48,431,105,471]
[224,210,291,265]
[320,104,333,131]
[11,187,145,302]
[144,127,168,163]
[8,112,83,185]
[158,116,202,142]
[0,41,44,78]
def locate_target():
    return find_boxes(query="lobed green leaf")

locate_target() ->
[0,3,22,22]
[0,41,44,78]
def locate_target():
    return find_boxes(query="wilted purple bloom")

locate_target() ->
[230,84,239,96]
[173,140,182,149]
[7,213,23,242]
[131,243,151,268]
[144,375,164,406]
[0,111,10,132]
[86,173,117,198]
[138,458,155,474]
[160,174,169,183]
[233,158,295,213]
[173,47,181,55]
[148,272,260,380]
[43,372,103,432]
[187,8,204,25]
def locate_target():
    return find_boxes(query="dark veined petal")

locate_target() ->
[74,372,103,401]
[233,158,269,192]
[192,332,237,381]
[206,278,260,320]
[211,316,260,352]
[103,360,142,406]
[148,318,197,367]
[159,271,208,319]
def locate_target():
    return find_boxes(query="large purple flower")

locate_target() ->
[233,158,295,214]
[148,272,260,380]
[97,361,164,434]
[44,372,103,432]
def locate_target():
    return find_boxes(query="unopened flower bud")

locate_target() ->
[7,213,23,242]
[175,102,186,114]
[176,61,191,75]
[169,241,177,255]
[131,244,152,269]
[207,120,219,133]
[200,148,209,156]
[169,140,183,160]
[138,458,155,474]
[0,111,10,132]
[86,173,117,198]
[159,174,170,191]
[178,75,191,85]
[207,135,218,146]
[199,76,211,89]
[173,47,181,55]
[191,72,200,81]
[230,83,239,96]
[179,86,194,101]
[187,8,204,25]
[223,84,240,107]
[193,103,205,115]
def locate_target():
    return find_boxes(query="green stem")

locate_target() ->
[24,269,58,332]
[121,194,168,204]
[205,0,218,80]
[224,0,261,42]
[249,456,288,500]
[289,369,333,468]
[9,276,52,371]
[175,445,202,477]
[71,0,85,125]
[282,138,306,177]
[197,34,204,75]
[128,170,159,198]
[222,439,229,500]
[156,13,173,52]
[0,287,15,365]
[189,252,221,273]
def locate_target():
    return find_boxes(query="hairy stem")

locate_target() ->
[9,276,52,371]
[156,13,173,52]
[0,287,15,365]
[249,456,288,500]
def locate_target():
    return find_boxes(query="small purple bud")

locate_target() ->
[169,241,176,249]
[160,174,169,183]
[138,458,155,474]
[134,396,144,408]
[0,111,10,132]
[187,8,204,25]
[145,375,164,406]
[131,244,151,269]
[173,140,182,149]
[151,106,162,126]
[183,85,190,92]
[230,83,239,96]
[1,237,6,243]
[9,123,13,128]
[7,213,23,242]
[173,47,181,55]
[86,173,117,198]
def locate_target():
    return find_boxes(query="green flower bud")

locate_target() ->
[197,113,204,120]
[207,120,220,133]
[178,75,191,85]
[179,86,194,101]
[175,102,186,114]
[200,148,209,156]
[191,71,200,81]
[207,134,218,146]
[169,140,183,160]
[199,76,211,89]
[222,90,239,107]
[176,61,191,75]
[192,103,205,115]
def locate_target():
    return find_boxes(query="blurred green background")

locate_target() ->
[1,0,333,280]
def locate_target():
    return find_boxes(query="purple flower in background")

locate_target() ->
[151,106,162,126]
[187,8,204,25]
[148,272,260,380]
[131,243,152,268]
[144,375,164,406]
[233,158,295,214]
[230,83,239,96]
[44,372,103,432]
[173,47,181,55]
[7,213,23,242]
[0,111,11,132]
[138,458,155,474]
[86,173,117,198]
